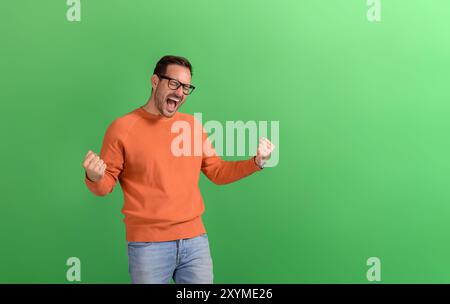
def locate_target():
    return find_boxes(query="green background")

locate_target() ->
[1,0,450,283]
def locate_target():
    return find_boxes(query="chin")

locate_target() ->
[163,110,176,118]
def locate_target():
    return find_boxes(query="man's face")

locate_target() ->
[152,64,192,118]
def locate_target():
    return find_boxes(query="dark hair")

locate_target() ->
[153,55,193,77]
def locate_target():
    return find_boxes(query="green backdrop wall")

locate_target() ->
[1,0,450,283]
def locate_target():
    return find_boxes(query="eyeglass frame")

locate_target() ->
[156,74,196,95]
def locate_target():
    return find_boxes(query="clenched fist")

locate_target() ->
[255,137,275,169]
[83,150,106,182]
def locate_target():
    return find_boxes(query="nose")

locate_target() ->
[175,86,184,97]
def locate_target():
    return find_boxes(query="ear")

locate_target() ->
[151,74,159,91]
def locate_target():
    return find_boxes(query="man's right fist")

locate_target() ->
[83,150,106,182]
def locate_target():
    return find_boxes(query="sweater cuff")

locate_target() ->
[252,156,264,171]
[85,172,107,195]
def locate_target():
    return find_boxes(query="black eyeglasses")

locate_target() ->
[157,74,196,95]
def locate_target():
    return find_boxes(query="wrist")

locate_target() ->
[86,172,98,182]
[253,156,264,170]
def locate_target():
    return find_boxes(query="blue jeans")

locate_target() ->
[127,233,214,284]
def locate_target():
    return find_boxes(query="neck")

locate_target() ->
[142,95,160,115]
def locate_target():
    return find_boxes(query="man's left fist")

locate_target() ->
[255,137,275,169]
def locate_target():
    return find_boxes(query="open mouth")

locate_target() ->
[166,97,180,112]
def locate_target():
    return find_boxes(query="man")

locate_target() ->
[82,55,275,284]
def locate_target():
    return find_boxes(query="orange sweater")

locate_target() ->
[85,106,262,242]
